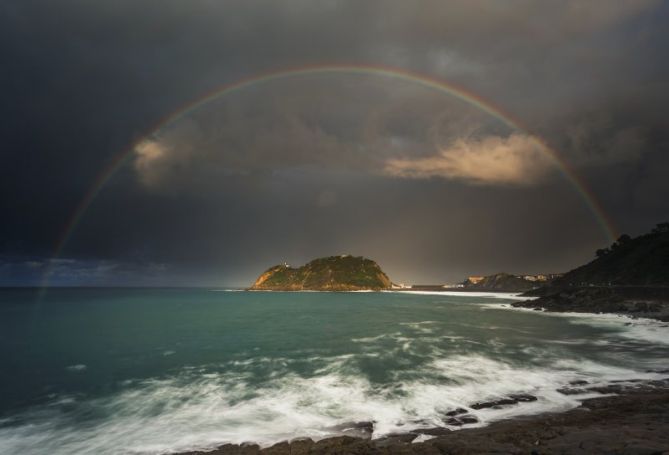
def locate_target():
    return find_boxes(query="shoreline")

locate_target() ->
[178,379,669,455]
[512,286,669,322]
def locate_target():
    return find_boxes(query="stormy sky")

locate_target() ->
[2,0,668,286]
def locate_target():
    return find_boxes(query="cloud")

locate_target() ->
[134,139,169,188]
[382,134,554,185]
[1,0,668,285]
[0,256,172,286]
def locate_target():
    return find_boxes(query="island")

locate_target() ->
[249,255,392,291]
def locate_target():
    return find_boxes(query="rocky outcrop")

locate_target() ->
[179,383,669,455]
[514,285,669,321]
[249,255,392,291]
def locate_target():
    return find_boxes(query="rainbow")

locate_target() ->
[43,63,618,288]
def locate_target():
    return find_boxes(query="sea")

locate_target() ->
[1,288,668,454]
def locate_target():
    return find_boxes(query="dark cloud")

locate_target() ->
[1,0,668,286]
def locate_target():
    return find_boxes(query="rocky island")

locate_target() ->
[249,255,392,291]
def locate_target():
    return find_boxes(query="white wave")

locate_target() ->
[3,352,662,455]
[412,434,435,443]
[562,313,669,345]
[389,290,537,300]
[65,364,87,372]
[483,303,669,346]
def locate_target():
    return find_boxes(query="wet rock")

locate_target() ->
[309,435,373,454]
[458,415,479,424]
[470,394,537,410]
[569,380,589,386]
[414,427,452,436]
[374,433,418,447]
[508,394,538,403]
[470,397,519,410]
[442,417,464,426]
[588,384,625,394]
[261,441,289,454]
[288,438,313,455]
[179,387,669,455]
[444,407,468,417]
[557,387,587,395]
[239,443,261,455]
[328,420,374,439]
[443,414,478,426]
[184,443,260,455]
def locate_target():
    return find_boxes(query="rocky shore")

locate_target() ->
[513,286,669,322]
[179,379,669,455]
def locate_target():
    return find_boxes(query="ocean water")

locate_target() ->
[1,288,668,454]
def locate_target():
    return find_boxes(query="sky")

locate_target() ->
[1,0,668,286]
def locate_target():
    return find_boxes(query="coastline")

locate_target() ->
[512,286,669,322]
[179,381,669,454]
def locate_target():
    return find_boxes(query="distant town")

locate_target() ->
[392,273,563,290]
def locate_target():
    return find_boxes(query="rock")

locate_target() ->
[469,394,538,410]
[444,407,468,417]
[328,421,374,439]
[414,427,452,436]
[260,441,289,454]
[442,417,463,426]
[309,436,372,454]
[442,414,478,426]
[557,387,587,395]
[471,397,519,410]
[569,380,589,386]
[183,443,260,455]
[588,384,625,394]
[458,415,479,424]
[374,433,418,447]
[178,387,669,455]
[508,394,538,403]
[239,443,261,455]
[288,438,313,455]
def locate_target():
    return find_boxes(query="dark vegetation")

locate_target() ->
[516,222,669,320]
[555,222,669,287]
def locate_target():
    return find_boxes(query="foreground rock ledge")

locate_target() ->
[180,387,669,455]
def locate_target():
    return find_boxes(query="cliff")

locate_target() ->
[462,273,542,292]
[546,223,669,287]
[515,223,669,320]
[250,255,392,291]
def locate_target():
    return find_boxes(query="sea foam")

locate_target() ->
[1,351,664,455]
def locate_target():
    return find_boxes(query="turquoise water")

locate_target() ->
[1,288,668,454]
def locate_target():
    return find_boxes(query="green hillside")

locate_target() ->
[250,255,392,291]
